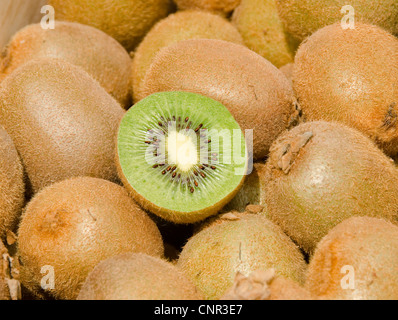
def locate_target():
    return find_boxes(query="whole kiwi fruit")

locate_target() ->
[174,0,241,16]
[177,211,307,300]
[17,177,164,300]
[141,39,300,161]
[306,216,398,300]
[232,0,295,68]
[77,253,202,300]
[132,10,243,102]
[48,0,173,52]
[0,21,132,108]
[0,126,24,238]
[276,0,398,43]
[293,23,398,156]
[0,58,125,194]
[264,121,398,255]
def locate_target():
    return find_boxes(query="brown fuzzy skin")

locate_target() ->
[280,63,294,85]
[141,39,298,160]
[264,121,398,256]
[0,126,24,238]
[17,177,164,300]
[0,21,132,108]
[293,23,398,156]
[232,0,295,68]
[174,0,241,15]
[177,212,307,300]
[276,0,398,43]
[0,58,125,194]
[306,217,398,300]
[222,163,267,213]
[132,10,243,102]
[77,253,202,300]
[48,0,173,52]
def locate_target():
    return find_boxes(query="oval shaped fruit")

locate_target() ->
[141,39,299,160]
[177,212,307,300]
[77,253,202,300]
[117,91,248,224]
[0,126,24,238]
[174,0,240,16]
[0,21,132,108]
[48,0,172,52]
[293,23,398,156]
[0,58,125,194]
[306,217,398,300]
[232,0,295,68]
[264,121,398,255]
[17,177,164,300]
[276,0,398,43]
[132,10,243,102]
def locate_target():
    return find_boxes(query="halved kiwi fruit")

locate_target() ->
[264,121,398,255]
[0,58,125,194]
[306,216,398,300]
[117,91,248,224]
[293,23,398,156]
[48,0,173,52]
[177,212,307,300]
[0,21,132,108]
[17,177,164,300]
[77,253,203,300]
[276,0,398,43]
[132,10,243,102]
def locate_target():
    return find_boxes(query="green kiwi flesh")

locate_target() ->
[117,91,248,224]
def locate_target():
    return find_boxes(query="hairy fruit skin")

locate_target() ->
[17,177,164,300]
[141,39,299,160]
[293,23,398,156]
[264,121,398,255]
[174,0,241,16]
[78,253,202,300]
[306,217,398,300]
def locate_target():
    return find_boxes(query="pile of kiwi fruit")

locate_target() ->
[0,0,397,301]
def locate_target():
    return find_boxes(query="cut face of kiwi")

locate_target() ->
[117,91,248,223]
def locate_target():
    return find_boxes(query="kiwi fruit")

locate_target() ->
[222,163,267,213]
[174,0,241,16]
[17,177,164,300]
[177,212,307,300]
[141,39,300,161]
[0,58,125,194]
[306,216,398,300]
[77,253,202,300]
[280,63,294,85]
[264,121,398,255]
[48,0,173,52]
[276,0,398,43]
[132,10,243,102]
[117,91,248,224]
[0,21,132,108]
[232,0,295,68]
[0,126,24,238]
[221,269,313,300]
[293,23,398,156]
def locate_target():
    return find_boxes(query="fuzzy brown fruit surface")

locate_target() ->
[141,39,299,160]
[306,217,398,300]
[264,121,398,255]
[78,253,202,300]
[174,0,240,16]
[177,212,307,300]
[132,10,243,102]
[17,177,164,300]
[0,126,24,238]
[48,0,173,52]
[293,23,398,156]
[0,58,125,194]
[0,21,132,108]
[276,0,398,43]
